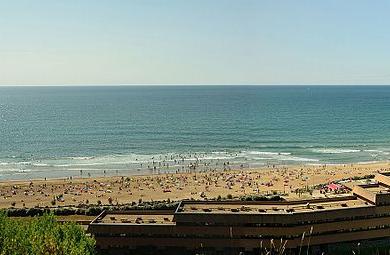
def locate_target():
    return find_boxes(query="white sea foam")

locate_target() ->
[54,161,138,168]
[307,163,341,166]
[356,161,382,165]
[241,151,318,162]
[250,162,267,166]
[363,149,390,155]
[0,147,386,181]
[196,156,237,161]
[241,151,291,156]
[0,168,19,172]
[251,157,274,160]
[32,163,49,167]
[16,169,32,173]
[364,149,383,153]
[65,156,95,160]
[312,148,361,154]
[16,161,33,165]
[277,156,319,162]
[211,151,230,155]
[0,168,33,173]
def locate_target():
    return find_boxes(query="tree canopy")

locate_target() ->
[0,212,95,255]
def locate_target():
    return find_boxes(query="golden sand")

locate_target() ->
[1,162,389,209]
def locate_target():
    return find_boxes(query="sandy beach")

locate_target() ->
[1,162,390,209]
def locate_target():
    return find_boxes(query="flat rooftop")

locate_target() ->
[91,198,373,227]
[91,210,176,225]
[177,198,371,214]
[100,213,175,224]
[364,184,390,194]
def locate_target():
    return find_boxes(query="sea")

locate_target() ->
[0,85,389,181]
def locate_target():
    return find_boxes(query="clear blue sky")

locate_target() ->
[0,0,389,85]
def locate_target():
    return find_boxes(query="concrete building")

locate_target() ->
[88,173,390,254]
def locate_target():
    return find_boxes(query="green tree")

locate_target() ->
[0,212,95,255]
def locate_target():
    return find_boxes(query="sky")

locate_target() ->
[0,0,389,85]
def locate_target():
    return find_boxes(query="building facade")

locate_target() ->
[88,173,390,254]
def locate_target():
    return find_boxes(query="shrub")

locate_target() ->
[54,207,75,216]
[85,207,103,216]
[0,211,95,254]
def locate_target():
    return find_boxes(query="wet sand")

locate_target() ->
[1,162,389,209]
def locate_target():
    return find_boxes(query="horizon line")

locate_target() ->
[1,84,390,87]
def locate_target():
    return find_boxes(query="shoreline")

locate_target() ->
[1,161,390,209]
[1,160,388,183]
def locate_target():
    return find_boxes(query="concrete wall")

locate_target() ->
[376,173,390,187]
[376,192,390,205]
[352,185,377,204]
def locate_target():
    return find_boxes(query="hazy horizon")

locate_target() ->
[1,84,390,87]
[1,1,390,86]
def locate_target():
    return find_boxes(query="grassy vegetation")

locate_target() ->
[4,200,180,217]
[0,212,95,255]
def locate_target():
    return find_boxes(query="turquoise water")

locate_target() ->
[0,86,390,180]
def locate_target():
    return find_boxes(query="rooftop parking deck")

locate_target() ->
[177,197,371,215]
[100,213,175,225]
[91,210,176,225]
[364,185,390,194]
[90,173,390,228]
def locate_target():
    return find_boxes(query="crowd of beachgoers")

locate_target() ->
[1,162,389,209]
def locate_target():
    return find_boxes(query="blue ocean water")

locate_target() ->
[0,85,390,180]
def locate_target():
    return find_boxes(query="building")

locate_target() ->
[88,173,390,254]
